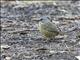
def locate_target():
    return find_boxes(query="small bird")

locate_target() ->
[38,16,60,39]
[38,16,72,52]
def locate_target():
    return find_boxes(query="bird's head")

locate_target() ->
[40,16,51,23]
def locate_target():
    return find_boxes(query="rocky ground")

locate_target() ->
[1,1,80,60]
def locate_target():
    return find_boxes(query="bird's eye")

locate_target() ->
[40,18,43,21]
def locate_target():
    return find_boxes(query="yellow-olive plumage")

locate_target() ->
[38,16,59,38]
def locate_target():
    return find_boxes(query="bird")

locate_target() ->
[38,16,60,39]
[38,16,72,52]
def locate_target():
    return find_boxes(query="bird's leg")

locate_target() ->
[41,36,50,43]
[44,38,51,43]
[47,38,58,43]
[43,37,54,43]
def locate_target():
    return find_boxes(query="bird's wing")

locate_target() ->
[42,22,59,33]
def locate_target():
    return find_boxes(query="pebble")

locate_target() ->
[75,56,80,60]
[1,44,10,50]
[49,50,67,54]
[5,57,11,60]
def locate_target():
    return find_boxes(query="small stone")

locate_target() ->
[50,50,67,54]
[52,20,59,24]
[55,35,67,39]
[75,56,80,60]
[78,41,80,45]
[36,47,48,51]
[31,17,41,21]
[1,53,7,58]
[5,57,11,60]
[60,9,68,13]
[53,2,57,6]
[1,44,10,50]
[49,50,57,54]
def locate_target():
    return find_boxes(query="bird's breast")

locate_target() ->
[38,23,59,38]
